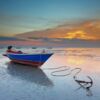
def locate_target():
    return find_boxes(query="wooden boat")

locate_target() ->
[4,53,53,66]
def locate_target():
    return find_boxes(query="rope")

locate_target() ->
[43,66,93,96]
[51,66,70,76]
[43,66,81,77]
[43,66,70,76]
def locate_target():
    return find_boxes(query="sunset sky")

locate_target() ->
[0,0,100,40]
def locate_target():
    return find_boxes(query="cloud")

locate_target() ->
[0,14,63,29]
[51,19,100,40]
[17,19,100,40]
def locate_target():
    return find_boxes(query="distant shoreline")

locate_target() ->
[0,42,100,48]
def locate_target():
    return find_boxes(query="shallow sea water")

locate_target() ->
[0,48,100,100]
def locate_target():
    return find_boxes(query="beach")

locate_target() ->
[0,48,100,100]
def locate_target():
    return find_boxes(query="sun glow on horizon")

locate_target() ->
[64,30,97,40]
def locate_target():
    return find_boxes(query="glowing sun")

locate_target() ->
[65,30,96,40]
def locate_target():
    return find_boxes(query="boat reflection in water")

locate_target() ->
[7,62,53,87]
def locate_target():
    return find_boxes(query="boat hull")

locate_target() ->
[10,59,44,66]
[6,53,53,66]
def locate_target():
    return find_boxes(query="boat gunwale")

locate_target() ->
[6,53,53,56]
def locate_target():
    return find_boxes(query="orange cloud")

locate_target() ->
[16,20,100,40]
[65,30,86,39]
[57,20,100,40]
[64,30,98,40]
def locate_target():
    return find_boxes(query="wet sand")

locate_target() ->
[0,48,100,100]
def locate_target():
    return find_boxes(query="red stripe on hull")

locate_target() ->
[11,59,44,67]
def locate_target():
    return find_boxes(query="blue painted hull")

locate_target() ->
[6,53,53,66]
